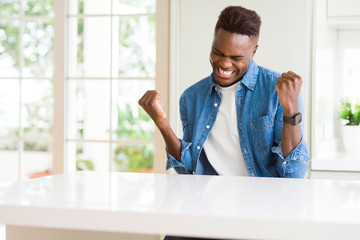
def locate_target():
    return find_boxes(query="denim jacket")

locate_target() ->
[166,60,310,178]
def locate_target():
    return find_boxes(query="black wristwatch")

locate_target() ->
[283,112,302,125]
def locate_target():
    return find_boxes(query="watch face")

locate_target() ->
[294,113,302,124]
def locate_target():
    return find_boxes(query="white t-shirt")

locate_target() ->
[203,83,249,176]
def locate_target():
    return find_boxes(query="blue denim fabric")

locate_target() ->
[166,60,310,178]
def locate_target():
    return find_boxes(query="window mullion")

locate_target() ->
[67,13,156,18]
[53,0,67,174]
[18,0,24,181]
[109,0,113,172]
[0,16,54,21]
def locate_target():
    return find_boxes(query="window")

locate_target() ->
[0,0,169,182]
[0,0,54,182]
[311,0,360,171]
[66,0,157,173]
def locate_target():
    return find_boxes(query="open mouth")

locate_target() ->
[217,66,235,79]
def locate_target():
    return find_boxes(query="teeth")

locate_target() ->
[219,68,233,76]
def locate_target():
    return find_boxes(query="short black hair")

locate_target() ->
[215,6,262,38]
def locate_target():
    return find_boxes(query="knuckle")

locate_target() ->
[150,99,157,105]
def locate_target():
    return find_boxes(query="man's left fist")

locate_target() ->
[275,71,303,117]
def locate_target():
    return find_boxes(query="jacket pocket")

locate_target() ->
[250,114,274,150]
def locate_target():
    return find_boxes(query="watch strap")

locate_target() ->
[283,112,302,125]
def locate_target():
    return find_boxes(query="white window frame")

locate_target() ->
[52,0,169,174]
[310,0,360,172]
[0,2,55,180]
[53,0,66,174]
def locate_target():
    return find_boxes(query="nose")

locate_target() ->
[219,56,232,69]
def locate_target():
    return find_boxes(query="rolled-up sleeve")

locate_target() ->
[271,94,310,178]
[165,139,193,174]
[271,137,310,178]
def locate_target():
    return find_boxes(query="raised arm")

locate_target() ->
[275,71,303,158]
[138,90,182,162]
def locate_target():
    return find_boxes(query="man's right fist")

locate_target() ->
[138,90,167,126]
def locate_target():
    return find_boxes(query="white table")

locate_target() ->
[1,172,360,240]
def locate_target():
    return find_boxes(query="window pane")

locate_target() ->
[68,17,111,78]
[0,21,20,77]
[21,79,53,138]
[22,140,52,179]
[0,0,20,16]
[113,16,155,78]
[112,80,155,141]
[67,141,110,171]
[113,144,153,172]
[342,49,360,100]
[114,0,156,14]
[23,21,54,78]
[68,0,110,15]
[67,80,110,140]
[0,80,20,137]
[313,49,336,157]
[24,0,54,17]
[0,141,18,183]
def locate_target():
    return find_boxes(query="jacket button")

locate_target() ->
[214,103,218,107]
[192,171,195,174]
[196,146,200,150]
[206,125,210,129]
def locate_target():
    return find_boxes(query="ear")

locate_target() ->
[251,45,258,59]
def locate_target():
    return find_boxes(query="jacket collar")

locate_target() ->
[241,60,258,91]
[209,60,259,94]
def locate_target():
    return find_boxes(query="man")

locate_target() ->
[139,6,310,178]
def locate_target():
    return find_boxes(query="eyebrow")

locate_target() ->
[212,47,246,58]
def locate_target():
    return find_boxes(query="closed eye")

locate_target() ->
[212,48,246,60]
[231,57,243,61]
[212,49,223,56]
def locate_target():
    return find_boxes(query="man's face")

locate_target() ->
[210,28,258,87]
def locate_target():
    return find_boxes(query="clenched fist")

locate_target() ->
[138,90,167,127]
[275,71,303,117]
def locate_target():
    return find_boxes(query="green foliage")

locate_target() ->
[75,103,155,172]
[340,97,360,126]
[23,21,54,77]
[0,0,54,50]
[24,0,54,16]
[115,103,154,141]
[24,141,47,151]
[0,21,20,64]
[114,103,154,171]
[0,0,20,16]
[77,18,84,63]
[118,16,155,76]
[0,0,155,172]
[114,145,153,172]
[0,1,54,77]
[76,158,95,171]
[78,0,84,14]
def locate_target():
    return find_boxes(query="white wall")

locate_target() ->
[170,0,312,142]
[311,0,338,159]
